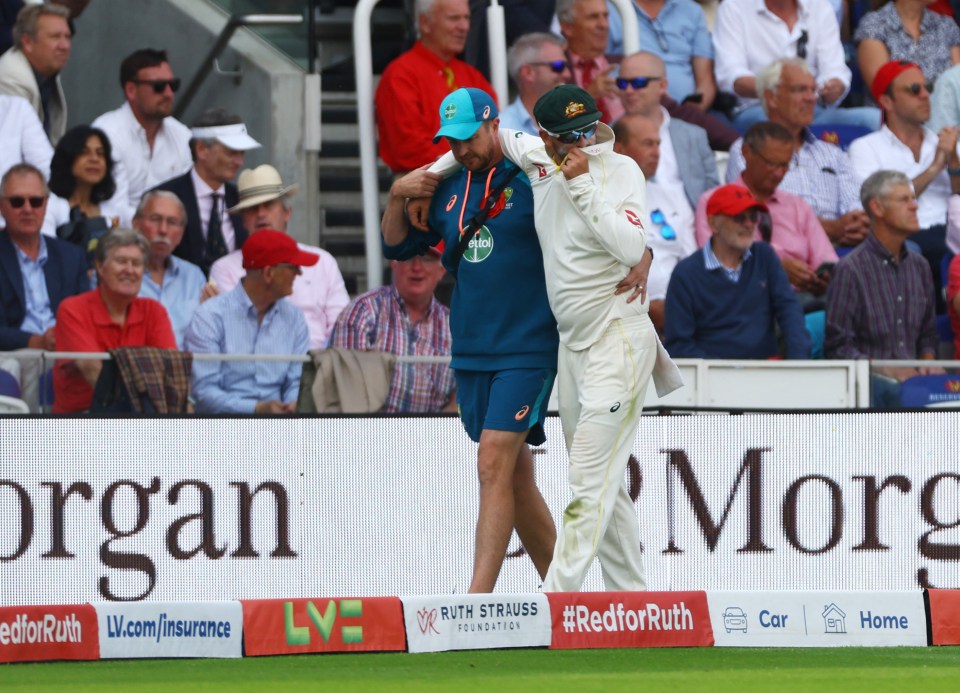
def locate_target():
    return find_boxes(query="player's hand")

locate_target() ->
[616,249,652,303]
[392,164,441,199]
[406,197,431,231]
[561,146,590,180]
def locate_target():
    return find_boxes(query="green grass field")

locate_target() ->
[2,647,959,692]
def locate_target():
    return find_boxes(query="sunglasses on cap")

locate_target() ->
[527,60,569,74]
[4,196,46,209]
[650,209,676,240]
[616,76,661,91]
[132,78,181,94]
[901,81,934,96]
[545,121,600,144]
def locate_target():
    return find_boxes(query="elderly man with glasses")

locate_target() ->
[500,32,572,136]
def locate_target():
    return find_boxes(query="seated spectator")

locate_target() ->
[374,0,495,174]
[725,59,870,248]
[713,0,880,133]
[153,108,261,276]
[557,0,624,123]
[208,165,349,350]
[825,170,940,408]
[327,245,455,413]
[52,227,176,413]
[0,94,53,186]
[948,195,960,357]
[0,161,86,409]
[696,122,839,307]
[930,63,960,133]
[613,113,696,335]
[855,0,960,91]
[617,51,718,210]
[501,32,571,136]
[849,61,960,301]
[92,48,192,217]
[43,125,126,254]
[133,190,208,349]
[665,184,810,358]
[605,0,718,111]
[185,229,313,414]
[0,3,70,143]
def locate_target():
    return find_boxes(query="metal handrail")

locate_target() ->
[353,1,639,290]
[174,13,304,118]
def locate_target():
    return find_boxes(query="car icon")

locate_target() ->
[723,607,748,633]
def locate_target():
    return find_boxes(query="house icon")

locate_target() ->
[822,604,847,634]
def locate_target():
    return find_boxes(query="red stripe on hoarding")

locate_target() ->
[928,590,960,645]
[0,604,99,663]
[241,597,406,656]
[547,591,714,649]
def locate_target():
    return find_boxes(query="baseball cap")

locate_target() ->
[706,185,768,217]
[242,229,319,269]
[191,123,261,151]
[871,60,922,104]
[534,84,602,134]
[433,88,498,143]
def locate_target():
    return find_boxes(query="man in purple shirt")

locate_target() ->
[825,169,941,408]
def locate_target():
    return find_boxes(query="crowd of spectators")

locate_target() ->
[1,0,960,412]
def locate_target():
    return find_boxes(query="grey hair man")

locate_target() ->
[725,57,870,248]
[500,32,571,135]
[825,170,940,407]
[0,3,71,143]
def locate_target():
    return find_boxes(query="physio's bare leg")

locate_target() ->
[469,428,529,593]
[512,444,556,580]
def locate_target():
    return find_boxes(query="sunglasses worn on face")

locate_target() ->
[5,196,46,209]
[132,78,181,94]
[650,209,676,240]
[616,76,660,90]
[550,122,599,144]
[528,60,569,73]
[902,82,934,96]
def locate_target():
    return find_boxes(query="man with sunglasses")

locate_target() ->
[501,32,571,136]
[849,61,960,307]
[93,49,192,217]
[426,84,681,592]
[665,184,809,359]
[0,162,88,409]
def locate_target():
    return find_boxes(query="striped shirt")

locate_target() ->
[725,129,861,220]
[185,282,309,413]
[824,234,937,360]
[326,285,454,413]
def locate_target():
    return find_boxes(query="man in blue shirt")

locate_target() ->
[381,88,559,593]
[185,229,314,414]
[665,184,810,358]
[134,190,209,348]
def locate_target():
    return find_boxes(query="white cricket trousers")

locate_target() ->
[543,314,657,592]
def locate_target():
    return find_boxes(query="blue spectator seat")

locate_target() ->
[899,374,960,407]
[808,124,873,150]
[0,368,20,398]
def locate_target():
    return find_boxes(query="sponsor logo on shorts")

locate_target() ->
[610,402,621,412]
[515,405,530,421]
[446,195,457,211]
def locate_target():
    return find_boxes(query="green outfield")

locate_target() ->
[2,647,959,692]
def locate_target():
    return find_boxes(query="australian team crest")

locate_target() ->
[565,100,586,119]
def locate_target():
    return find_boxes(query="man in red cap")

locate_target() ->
[184,228,318,413]
[849,60,960,301]
[665,184,809,359]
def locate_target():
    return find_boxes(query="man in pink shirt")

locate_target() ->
[208,165,348,350]
[695,121,837,304]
